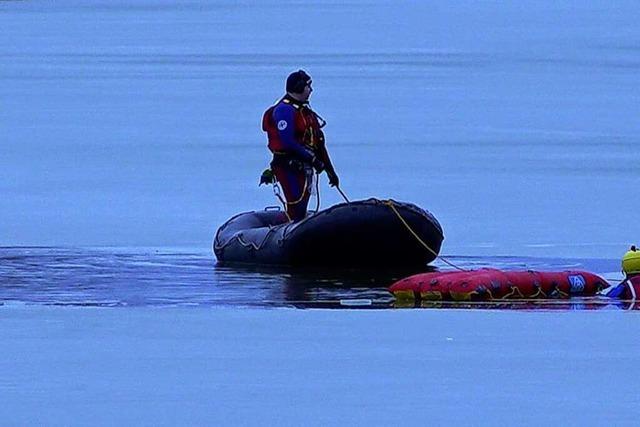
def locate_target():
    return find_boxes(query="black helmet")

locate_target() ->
[286,69,312,94]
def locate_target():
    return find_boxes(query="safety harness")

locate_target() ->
[261,97,326,219]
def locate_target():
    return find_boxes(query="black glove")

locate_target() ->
[311,157,325,173]
[327,169,339,187]
[259,168,274,185]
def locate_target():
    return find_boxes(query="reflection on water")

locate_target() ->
[213,262,427,309]
[0,247,635,311]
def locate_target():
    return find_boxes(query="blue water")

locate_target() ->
[1,246,631,309]
[1,1,638,309]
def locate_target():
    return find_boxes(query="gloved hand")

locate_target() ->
[311,156,325,173]
[327,169,339,187]
[259,168,274,185]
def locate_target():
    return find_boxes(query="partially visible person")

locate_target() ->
[261,70,339,221]
[600,245,640,300]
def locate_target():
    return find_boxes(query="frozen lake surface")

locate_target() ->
[1,0,638,257]
[3,306,640,425]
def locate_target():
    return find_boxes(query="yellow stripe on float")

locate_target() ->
[420,291,443,301]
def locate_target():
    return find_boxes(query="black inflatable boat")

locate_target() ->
[214,198,444,268]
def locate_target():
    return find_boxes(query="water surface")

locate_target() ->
[2,247,634,310]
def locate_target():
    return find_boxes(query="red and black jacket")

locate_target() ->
[262,95,334,172]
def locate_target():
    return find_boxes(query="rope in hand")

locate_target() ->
[336,185,350,203]
[383,200,467,272]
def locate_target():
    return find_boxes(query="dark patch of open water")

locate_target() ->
[1,247,634,311]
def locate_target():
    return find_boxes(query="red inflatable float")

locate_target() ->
[390,269,609,302]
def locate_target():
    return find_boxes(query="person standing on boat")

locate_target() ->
[262,70,339,221]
